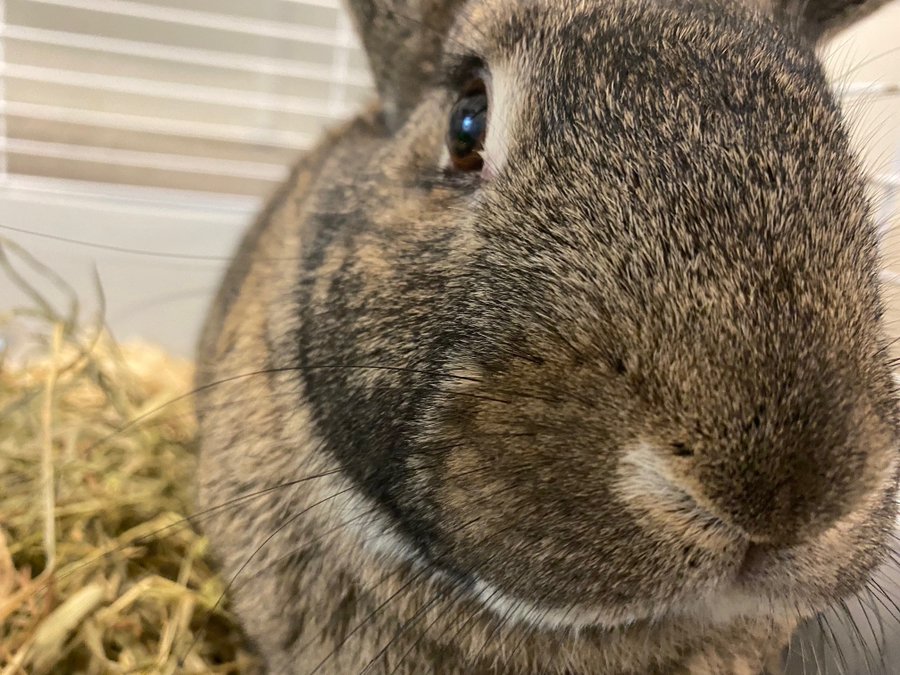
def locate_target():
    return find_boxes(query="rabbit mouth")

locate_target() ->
[536,443,900,628]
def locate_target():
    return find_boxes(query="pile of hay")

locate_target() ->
[0,324,257,674]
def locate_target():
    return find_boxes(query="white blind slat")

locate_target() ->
[1,63,357,118]
[3,25,371,86]
[23,0,344,47]
[2,138,288,180]
[1,100,313,149]
[1,0,371,198]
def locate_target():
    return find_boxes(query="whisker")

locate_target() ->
[839,45,900,84]
[303,561,439,674]
[307,496,543,673]
[324,494,537,675]
[795,603,813,675]
[385,582,472,675]
[835,597,878,675]
[811,609,828,675]
[0,224,238,262]
[867,586,893,675]
[444,584,507,665]
[177,488,369,666]
[467,593,524,669]
[357,591,448,675]
[501,602,551,670]
[868,578,900,625]
[301,511,499,674]
[434,511,547,667]
[75,362,484,459]
[817,612,849,675]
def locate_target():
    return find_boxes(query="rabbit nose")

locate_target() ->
[683,396,895,547]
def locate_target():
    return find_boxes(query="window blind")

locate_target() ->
[0,0,373,198]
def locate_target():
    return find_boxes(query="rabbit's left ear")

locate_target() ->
[772,0,893,40]
[345,0,467,131]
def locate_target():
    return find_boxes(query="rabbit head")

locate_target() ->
[197,0,900,671]
[311,0,900,631]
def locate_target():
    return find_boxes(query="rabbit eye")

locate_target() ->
[447,79,487,172]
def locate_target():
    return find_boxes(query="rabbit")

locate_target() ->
[194,0,900,673]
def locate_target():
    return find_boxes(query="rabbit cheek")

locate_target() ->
[411,352,716,625]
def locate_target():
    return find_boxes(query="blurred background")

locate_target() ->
[0,0,897,359]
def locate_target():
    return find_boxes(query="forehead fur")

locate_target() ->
[445,0,875,346]
[450,0,835,165]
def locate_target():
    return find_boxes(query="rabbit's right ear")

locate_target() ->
[771,0,894,40]
[345,0,467,131]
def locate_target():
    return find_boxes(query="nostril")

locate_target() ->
[671,442,693,457]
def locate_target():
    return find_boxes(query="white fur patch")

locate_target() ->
[471,578,644,632]
[468,573,808,635]
[617,443,682,502]
[480,64,517,179]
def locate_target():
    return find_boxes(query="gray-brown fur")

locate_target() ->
[196,0,899,673]
[344,0,467,129]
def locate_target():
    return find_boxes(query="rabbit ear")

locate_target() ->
[772,0,893,40]
[345,0,467,130]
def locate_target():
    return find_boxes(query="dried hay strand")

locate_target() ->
[0,242,257,674]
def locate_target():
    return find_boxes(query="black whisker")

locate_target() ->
[177,488,369,666]
[817,611,849,675]
[357,591,448,675]
[835,597,879,675]
[386,582,475,675]
[75,362,484,459]
[0,224,238,262]
[303,513,486,674]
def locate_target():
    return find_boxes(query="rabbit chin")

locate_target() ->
[461,506,894,635]
[465,575,822,634]
[353,501,838,637]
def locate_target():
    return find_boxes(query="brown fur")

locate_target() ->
[196,0,899,673]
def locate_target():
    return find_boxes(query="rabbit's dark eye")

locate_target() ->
[447,79,487,172]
